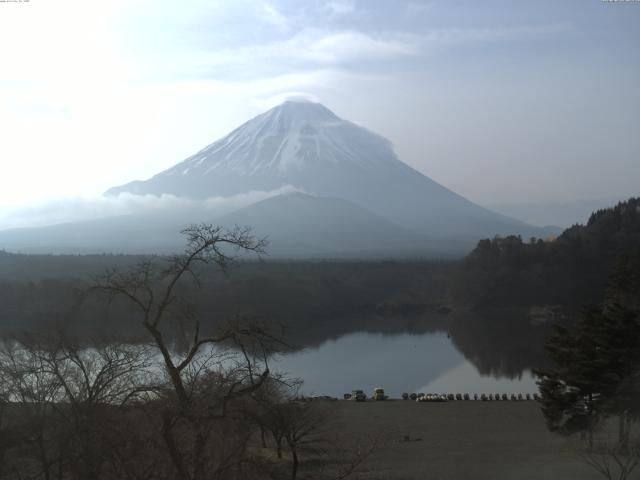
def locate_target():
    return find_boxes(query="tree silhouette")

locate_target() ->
[535,252,640,450]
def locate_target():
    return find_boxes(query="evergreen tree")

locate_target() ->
[535,252,640,448]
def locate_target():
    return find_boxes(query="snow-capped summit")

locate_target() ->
[262,100,339,125]
[111,101,396,187]
[106,101,536,239]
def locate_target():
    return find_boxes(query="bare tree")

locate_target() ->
[37,335,155,480]
[580,427,640,480]
[91,224,286,480]
[259,397,380,480]
[0,354,14,478]
[92,225,269,404]
[282,402,328,480]
[0,224,376,480]
[0,333,157,480]
[0,337,66,480]
[245,374,302,458]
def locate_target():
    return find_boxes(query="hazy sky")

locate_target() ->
[1,0,638,213]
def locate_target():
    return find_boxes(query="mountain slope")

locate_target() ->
[0,193,465,257]
[0,213,189,254]
[107,101,537,239]
[212,192,458,257]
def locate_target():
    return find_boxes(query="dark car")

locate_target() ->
[352,389,367,402]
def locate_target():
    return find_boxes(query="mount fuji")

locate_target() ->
[107,100,537,239]
[1,101,554,256]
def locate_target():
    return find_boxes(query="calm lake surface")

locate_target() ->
[272,332,537,398]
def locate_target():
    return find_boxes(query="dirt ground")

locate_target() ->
[327,400,605,480]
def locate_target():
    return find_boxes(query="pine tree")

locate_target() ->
[535,252,640,448]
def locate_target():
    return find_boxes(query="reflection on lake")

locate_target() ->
[273,332,537,398]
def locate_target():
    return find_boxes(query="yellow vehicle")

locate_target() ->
[372,387,386,401]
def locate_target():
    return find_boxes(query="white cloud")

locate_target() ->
[192,28,420,76]
[0,0,134,89]
[324,0,356,17]
[0,186,304,231]
[300,30,419,64]
[157,21,571,80]
[253,91,322,109]
[261,1,291,32]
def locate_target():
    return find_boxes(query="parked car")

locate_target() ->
[352,389,367,402]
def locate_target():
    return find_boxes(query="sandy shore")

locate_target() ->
[327,400,603,480]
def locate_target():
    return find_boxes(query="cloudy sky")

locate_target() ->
[1,0,638,221]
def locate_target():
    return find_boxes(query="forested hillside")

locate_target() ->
[454,197,640,309]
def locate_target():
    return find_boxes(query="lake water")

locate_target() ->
[272,332,538,398]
